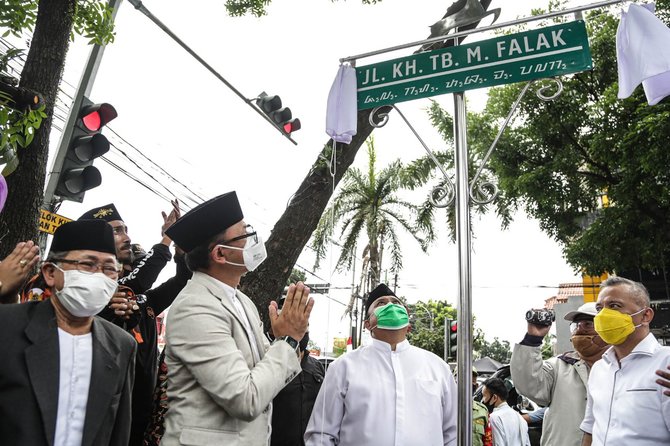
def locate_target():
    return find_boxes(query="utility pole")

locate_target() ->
[40,0,124,252]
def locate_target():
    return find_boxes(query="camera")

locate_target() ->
[525,308,555,326]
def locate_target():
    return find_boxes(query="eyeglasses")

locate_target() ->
[570,320,594,332]
[216,225,258,246]
[55,259,120,278]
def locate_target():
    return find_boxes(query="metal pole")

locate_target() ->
[351,251,358,348]
[127,0,297,145]
[453,91,472,446]
[444,317,448,362]
[40,0,124,252]
[340,0,624,63]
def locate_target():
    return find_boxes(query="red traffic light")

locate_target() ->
[79,103,117,132]
[450,321,458,332]
[82,111,101,132]
[256,93,301,137]
[283,118,301,135]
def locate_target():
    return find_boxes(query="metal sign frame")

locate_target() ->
[337,1,624,445]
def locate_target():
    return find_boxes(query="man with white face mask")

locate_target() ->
[161,191,314,446]
[511,302,609,446]
[580,276,670,445]
[304,283,457,446]
[0,219,136,445]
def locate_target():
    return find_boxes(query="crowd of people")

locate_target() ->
[0,190,669,446]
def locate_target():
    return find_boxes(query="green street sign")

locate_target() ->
[356,20,592,110]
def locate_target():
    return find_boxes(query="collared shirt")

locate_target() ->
[581,333,670,445]
[54,328,93,446]
[489,402,530,446]
[304,338,457,446]
[205,274,261,362]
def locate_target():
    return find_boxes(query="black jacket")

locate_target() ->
[97,246,191,446]
[271,354,325,446]
[125,253,191,446]
[119,243,172,294]
[0,300,136,446]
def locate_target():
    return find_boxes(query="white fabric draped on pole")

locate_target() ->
[617,2,670,105]
[326,64,358,143]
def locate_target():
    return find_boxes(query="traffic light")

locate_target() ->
[448,319,458,360]
[256,93,301,136]
[55,98,117,202]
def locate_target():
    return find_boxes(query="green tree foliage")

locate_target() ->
[478,337,511,364]
[0,1,115,43]
[287,267,307,285]
[406,300,456,357]
[0,1,113,167]
[427,1,670,275]
[541,333,556,360]
[225,0,380,17]
[310,136,434,285]
[406,300,498,360]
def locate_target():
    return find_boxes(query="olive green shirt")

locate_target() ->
[473,400,489,446]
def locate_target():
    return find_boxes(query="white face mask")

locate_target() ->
[218,235,267,272]
[55,268,118,317]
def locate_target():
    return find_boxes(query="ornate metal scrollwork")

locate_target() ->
[469,77,564,205]
[369,77,564,208]
[370,105,456,208]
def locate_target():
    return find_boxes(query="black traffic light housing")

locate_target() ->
[447,319,458,361]
[55,98,117,202]
[256,93,301,136]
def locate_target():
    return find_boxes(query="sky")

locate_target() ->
[26,0,603,352]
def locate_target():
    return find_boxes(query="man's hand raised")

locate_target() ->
[160,199,181,245]
[526,321,552,337]
[269,282,314,341]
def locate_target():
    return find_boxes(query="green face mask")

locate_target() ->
[373,303,410,330]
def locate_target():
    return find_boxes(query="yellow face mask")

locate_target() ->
[593,307,645,345]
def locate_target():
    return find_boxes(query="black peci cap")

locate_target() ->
[365,283,396,316]
[50,219,116,255]
[78,203,123,222]
[165,191,244,253]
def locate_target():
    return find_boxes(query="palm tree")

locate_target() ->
[310,136,435,289]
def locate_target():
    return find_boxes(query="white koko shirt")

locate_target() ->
[304,338,457,446]
[54,328,93,446]
[581,333,670,445]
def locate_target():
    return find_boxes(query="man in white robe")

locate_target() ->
[304,284,457,446]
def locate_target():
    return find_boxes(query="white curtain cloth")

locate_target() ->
[617,3,670,105]
[326,64,358,143]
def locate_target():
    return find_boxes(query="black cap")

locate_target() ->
[78,203,123,222]
[365,283,396,316]
[50,219,116,255]
[165,191,243,253]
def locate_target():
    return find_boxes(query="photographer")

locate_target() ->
[510,303,608,446]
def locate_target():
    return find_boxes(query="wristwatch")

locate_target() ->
[276,335,300,353]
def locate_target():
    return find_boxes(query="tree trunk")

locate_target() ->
[240,106,390,326]
[368,237,381,286]
[0,0,76,259]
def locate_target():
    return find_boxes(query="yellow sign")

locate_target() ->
[39,209,72,234]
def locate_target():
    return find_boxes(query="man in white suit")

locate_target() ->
[161,191,314,446]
